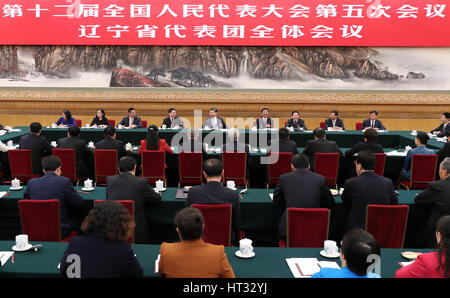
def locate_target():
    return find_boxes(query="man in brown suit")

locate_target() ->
[158,207,235,278]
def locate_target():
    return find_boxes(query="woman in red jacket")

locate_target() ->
[138,125,173,155]
[395,215,450,278]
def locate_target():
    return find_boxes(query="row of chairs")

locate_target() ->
[72,119,148,128]
[18,199,409,249]
[5,149,438,190]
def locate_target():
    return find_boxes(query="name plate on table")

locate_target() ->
[175,189,188,199]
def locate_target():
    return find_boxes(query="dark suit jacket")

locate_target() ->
[162,116,183,128]
[302,139,342,170]
[94,138,128,160]
[345,141,384,157]
[325,118,345,130]
[268,138,298,155]
[106,172,161,244]
[285,118,307,131]
[362,119,386,130]
[57,136,93,178]
[19,133,52,175]
[437,141,450,164]
[255,117,272,129]
[431,123,450,138]
[60,232,143,278]
[186,181,241,243]
[222,141,249,153]
[273,169,335,240]
[415,177,450,230]
[341,171,398,231]
[23,172,84,236]
[118,116,142,128]
[179,139,206,155]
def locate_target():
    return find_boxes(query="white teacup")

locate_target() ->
[289,127,294,132]
[11,178,20,189]
[239,238,253,256]
[51,141,57,147]
[85,124,90,128]
[227,181,235,190]
[126,142,132,151]
[51,123,57,128]
[88,141,95,148]
[7,140,13,148]
[324,240,339,256]
[204,125,210,130]
[15,234,29,250]
[118,124,123,129]
[156,180,164,191]
[162,125,167,129]
[84,179,93,190]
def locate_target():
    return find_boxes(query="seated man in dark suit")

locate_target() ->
[162,107,184,129]
[23,156,84,238]
[325,110,345,131]
[222,128,249,153]
[362,111,386,130]
[285,110,307,131]
[0,123,12,132]
[273,153,335,241]
[19,122,52,175]
[437,130,450,165]
[345,128,384,157]
[414,158,450,248]
[431,112,450,137]
[186,159,241,245]
[268,128,298,155]
[106,156,161,244]
[254,107,272,129]
[341,151,398,232]
[94,126,129,160]
[178,128,206,154]
[303,128,342,170]
[118,107,143,129]
[57,126,93,179]
[60,201,143,278]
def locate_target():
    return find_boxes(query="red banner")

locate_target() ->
[0,0,448,46]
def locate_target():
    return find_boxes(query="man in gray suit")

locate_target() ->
[203,107,227,129]
[106,156,161,244]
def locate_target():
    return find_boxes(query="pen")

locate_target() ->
[77,190,89,194]
[3,192,11,198]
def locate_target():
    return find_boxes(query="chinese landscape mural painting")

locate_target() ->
[0,45,450,90]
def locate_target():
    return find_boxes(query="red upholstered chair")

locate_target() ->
[141,150,166,185]
[192,204,232,247]
[75,119,82,127]
[222,152,248,188]
[94,149,117,186]
[95,200,135,243]
[366,205,409,248]
[19,199,76,242]
[320,122,326,129]
[52,149,79,184]
[314,153,340,188]
[179,152,203,186]
[141,120,148,128]
[399,154,438,190]
[8,150,39,183]
[267,152,293,187]
[279,208,330,248]
[355,122,363,130]
[108,119,116,127]
[374,153,387,176]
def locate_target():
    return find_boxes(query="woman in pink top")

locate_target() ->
[395,215,449,278]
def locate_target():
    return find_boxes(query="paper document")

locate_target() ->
[318,261,340,269]
[8,129,21,132]
[386,150,407,157]
[399,261,414,267]
[154,254,161,273]
[0,251,14,266]
[269,194,273,201]
[0,192,7,198]
[286,258,321,277]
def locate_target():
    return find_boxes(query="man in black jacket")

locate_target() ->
[324,110,345,130]
[186,158,241,245]
[303,128,342,170]
[273,153,335,241]
[254,107,272,129]
[268,128,298,155]
[345,128,384,157]
[431,112,450,137]
[19,122,52,175]
[94,126,128,160]
[106,156,161,244]
[118,107,143,129]
[437,130,450,165]
[361,111,386,130]
[285,110,307,131]
[341,151,398,232]
[57,126,93,179]
[161,108,184,129]
[414,157,450,247]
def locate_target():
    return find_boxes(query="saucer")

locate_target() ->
[235,250,255,259]
[81,187,95,191]
[155,188,166,192]
[10,186,23,191]
[12,244,33,252]
[228,187,237,191]
[320,250,340,258]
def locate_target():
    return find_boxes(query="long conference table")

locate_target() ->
[0,240,436,278]
[0,186,430,248]
[1,127,446,188]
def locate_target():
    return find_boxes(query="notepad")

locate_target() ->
[386,150,407,157]
[0,251,14,266]
[0,192,7,198]
[286,258,320,277]
[154,254,161,273]
[269,194,273,201]
[399,261,414,267]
